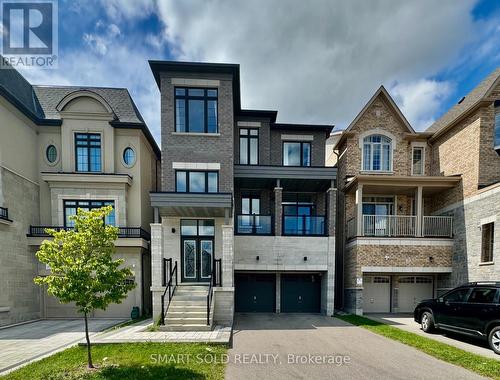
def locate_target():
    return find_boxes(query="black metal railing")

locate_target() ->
[235,214,273,235]
[282,215,326,236]
[207,258,222,325]
[0,207,10,221]
[28,225,151,240]
[160,258,178,325]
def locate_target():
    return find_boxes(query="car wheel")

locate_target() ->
[421,311,434,333]
[488,326,500,355]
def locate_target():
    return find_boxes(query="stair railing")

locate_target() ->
[160,258,178,325]
[207,258,222,325]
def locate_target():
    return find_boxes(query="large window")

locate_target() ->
[176,171,218,193]
[481,222,494,263]
[63,200,115,227]
[239,128,259,165]
[362,134,392,171]
[283,141,311,166]
[75,133,101,172]
[412,147,424,175]
[175,87,218,133]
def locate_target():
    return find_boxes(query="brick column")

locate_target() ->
[327,187,337,236]
[222,224,234,288]
[274,186,283,236]
[150,223,163,322]
[356,184,363,235]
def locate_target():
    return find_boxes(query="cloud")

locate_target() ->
[390,80,454,130]
[156,0,486,130]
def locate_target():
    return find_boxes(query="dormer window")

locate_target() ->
[362,134,392,172]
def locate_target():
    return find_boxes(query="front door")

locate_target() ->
[180,219,215,283]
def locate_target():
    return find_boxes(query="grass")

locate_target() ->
[336,314,500,380]
[3,343,227,380]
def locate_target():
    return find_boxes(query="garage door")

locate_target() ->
[363,275,390,313]
[396,276,433,313]
[235,273,276,312]
[280,274,321,313]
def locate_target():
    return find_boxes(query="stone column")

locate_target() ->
[222,224,234,288]
[327,187,337,236]
[326,237,335,316]
[150,223,163,322]
[356,183,363,235]
[276,273,281,313]
[415,185,423,237]
[274,186,283,236]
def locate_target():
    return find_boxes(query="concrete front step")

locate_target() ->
[160,324,212,332]
[167,311,207,318]
[172,295,208,301]
[166,317,208,323]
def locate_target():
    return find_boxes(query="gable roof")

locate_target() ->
[345,85,415,134]
[426,67,500,137]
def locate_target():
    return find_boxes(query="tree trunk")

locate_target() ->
[84,312,94,368]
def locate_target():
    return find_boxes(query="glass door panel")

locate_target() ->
[200,240,213,280]
[183,239,197,281]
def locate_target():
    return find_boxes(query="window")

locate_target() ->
[239,128,259,165]
[175,171,218,193]
[175,87,218,133]
[495,101,500,149]
[46,145,57,163]
[75,133,101,172]
[412,146,424,175]
[283,142,311,166]
[481,222,494,263]
[467,288,497,304]
[443,288,469,303]
[63,200,115,227]
[362,134,392,171]
[181,219,215,236]
[241,196,260,215]
[123,147,136,167]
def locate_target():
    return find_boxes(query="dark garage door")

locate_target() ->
[235,273,276,312]
[281,273,321,313]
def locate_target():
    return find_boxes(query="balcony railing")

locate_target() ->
[0,207,10,221]
[28,226,151,240]
[236,214,273,235]
[283,215,326,236]
[346,215,453,238]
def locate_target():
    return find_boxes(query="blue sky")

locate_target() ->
[20,0,500,142]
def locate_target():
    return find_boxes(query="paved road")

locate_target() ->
[226,314,487,380]
[0,319,124,374]
[367,313,498,360]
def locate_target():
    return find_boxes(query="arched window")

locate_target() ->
[362,134,392,171]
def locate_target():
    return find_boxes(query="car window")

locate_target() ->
[467,288,497,304]
[443,288,469,302]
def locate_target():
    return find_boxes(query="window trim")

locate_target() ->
[175,170,219,193]
[239,128,259,165]
[361,134,393,172]
[174,87,218,134]
[122,146,136,168]
[45,144,58,165]
[74,132,102,172]
[282,141,311,167]
[63,199,115,227]
[481,222,494,263]
[411,146,425,176]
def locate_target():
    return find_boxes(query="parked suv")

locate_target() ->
[414,282,500,354]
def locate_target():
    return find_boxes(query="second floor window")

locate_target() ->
[495,102,500,150]
[176,171,218,193]
[64,200,115,227]
[412,147,424,175]
[175,87,218,133]
[283,141,311,166]
[75,133,101,172]
[239,128,258,165]
[362,134,392,172]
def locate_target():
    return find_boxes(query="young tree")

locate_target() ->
[34,206,136,368]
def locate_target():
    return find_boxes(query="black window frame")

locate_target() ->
[174,87,218,133]
[481,222,494,263]
[180,219,215,236]
[74,133,102,172]
[63,199,115,227]
[239,128,259,165]
[175,170,219,193]
[282,141,311,167]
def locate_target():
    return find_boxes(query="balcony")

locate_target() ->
[0,206,11,223]
[28,226,151,240]
[236,214,273,235]
[346,215,453,239]
[283,215,326,236]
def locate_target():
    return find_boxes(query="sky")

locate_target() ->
[19,0,500,142]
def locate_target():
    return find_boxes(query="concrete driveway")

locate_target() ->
[0,319,124,374]
[367,313,498,360]
[226,313,487,380]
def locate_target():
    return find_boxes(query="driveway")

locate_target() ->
[226,314,487,380]
[367,313,498,360]
[0,319,124,373]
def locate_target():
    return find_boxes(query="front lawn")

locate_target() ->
[337,314,500,380]
[3,343,227,380]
